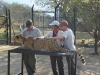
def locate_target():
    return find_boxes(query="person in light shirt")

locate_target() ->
[21,19,42,75]
[52,20,76,75]
[44,21,64,75]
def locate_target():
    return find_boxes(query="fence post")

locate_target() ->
[5,6,9,45]
[73,6,77,45]
[55,3,61,20]
[8,9,11,43]
[32,4,34,24]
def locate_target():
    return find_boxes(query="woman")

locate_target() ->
[44,21,64,75]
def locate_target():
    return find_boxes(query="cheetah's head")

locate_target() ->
[14,34,26,44]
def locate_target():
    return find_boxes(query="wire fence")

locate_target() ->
[0,2,100,47]
[0,4,10,44]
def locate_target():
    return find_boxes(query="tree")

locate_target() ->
[34,0,100,54]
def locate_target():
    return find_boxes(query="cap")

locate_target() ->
[49,21,59,26]
[26,19,33,28]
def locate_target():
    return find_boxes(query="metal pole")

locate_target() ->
[5,7,9,44]
[73,6,76,45]
[94,0,99,55]
[43,13,44,35]
[8,51,10,75]
[55,3,60,20]
[55,7,57,20]
[8,9,11,43]
[32,4,34,24]
[73,7,77,75]
[21,53,24,75]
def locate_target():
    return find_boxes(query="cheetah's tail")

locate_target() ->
[61,48,86,65]
[78,52,86,65]
[70,50,86,65]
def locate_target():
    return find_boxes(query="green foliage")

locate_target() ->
[34,0,100,32]
[0,33,7,40]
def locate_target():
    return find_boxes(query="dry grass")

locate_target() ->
[76,38,94,44]
[0,45,100,75]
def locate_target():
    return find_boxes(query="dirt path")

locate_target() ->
[0,45,100,75]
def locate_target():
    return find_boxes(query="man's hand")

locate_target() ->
[35,37,41,40]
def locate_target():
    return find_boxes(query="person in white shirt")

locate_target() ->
[52,20,76,75]
[44,21,64,75]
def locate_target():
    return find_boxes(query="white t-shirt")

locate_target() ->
[62,28,76,50]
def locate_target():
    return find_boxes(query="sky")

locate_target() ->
[2,0,54,16]
[2,0,44,10]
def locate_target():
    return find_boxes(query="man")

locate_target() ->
[52,20,76,75]
[21,19,42,75]
[44,21,64,75]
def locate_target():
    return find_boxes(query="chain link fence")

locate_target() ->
[54,4,98,47]
[1,2,99,49]
[0,4,10,44]
[33,11,55,35]
[10,7,32,40]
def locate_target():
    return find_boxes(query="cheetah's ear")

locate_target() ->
[15,34,22,39]
[15,35,19,39]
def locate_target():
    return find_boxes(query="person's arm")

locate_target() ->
[39,31,51,38]
[44,31,51,37]
[38,29,42,37]
[20,29,24,36]
[52,35,64,40]
[36,31,51,39]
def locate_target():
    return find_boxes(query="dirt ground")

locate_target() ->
[0,45,100,75]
